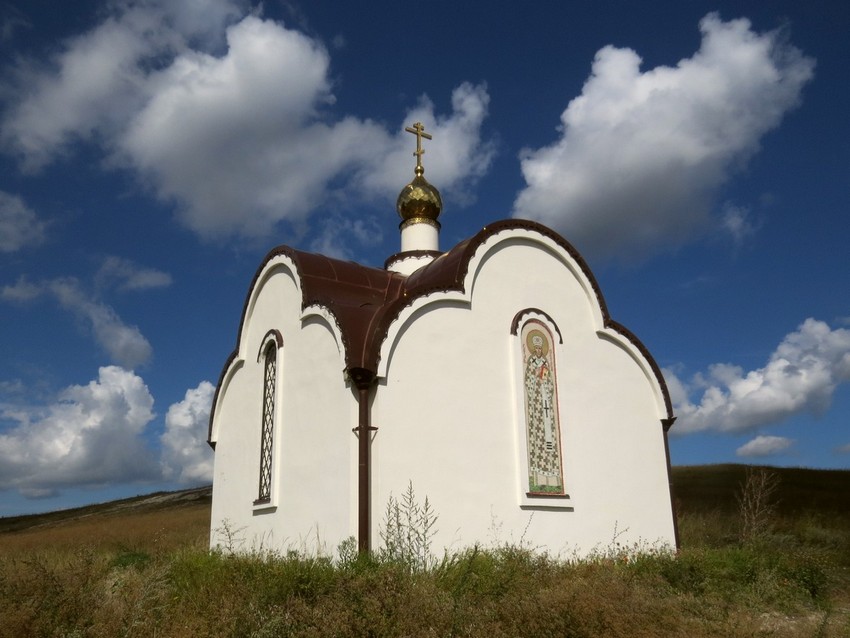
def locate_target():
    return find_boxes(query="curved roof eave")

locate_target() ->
[207,218,675,442]
[373,219,675,422]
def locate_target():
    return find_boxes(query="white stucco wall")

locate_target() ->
[209,260,356,554]
[210,227,676,559]
[373,232,676,557]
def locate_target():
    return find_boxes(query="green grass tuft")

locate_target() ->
[1,465,848,637]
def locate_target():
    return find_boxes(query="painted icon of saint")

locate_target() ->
[522,323,564,494]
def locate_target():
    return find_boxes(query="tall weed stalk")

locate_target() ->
[737,466,780,543]
[379,481,438,571]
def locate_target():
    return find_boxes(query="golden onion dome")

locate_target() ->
[396,164,443,222]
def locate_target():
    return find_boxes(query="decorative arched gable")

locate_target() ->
[209,219,675,447]
[377,221,673,427]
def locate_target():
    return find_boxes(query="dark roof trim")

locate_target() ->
[605,319,674,421]
[208,349,237,446]
[402,219,611,317]
[256,329,284,361]
[384,249,443,270]
[510,308,564,344]
[389,219,674,422]
[207,218,675,445]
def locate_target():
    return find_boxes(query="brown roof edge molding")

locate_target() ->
[384,249,444,270]
[509,308,564,344]
[208,349,237,446]
[207,219,676,445]
[207,247,406,444]
[256,329,284,361]
[606,320,675,422]
[394,219,674,423]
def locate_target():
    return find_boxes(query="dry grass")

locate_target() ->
[1,468,849,637]
[0,505,210,555]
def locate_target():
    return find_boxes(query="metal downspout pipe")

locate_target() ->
[349,368,376,554]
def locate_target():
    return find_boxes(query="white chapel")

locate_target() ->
[207,123,678,557]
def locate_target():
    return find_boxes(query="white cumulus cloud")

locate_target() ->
[355,82,495,207]
[160,381,215,483]
[0,0,245,171]
[0,191,46,252]
[310,215,383,261]
[720,202,759,245]
[736,435,794,457]
[96,255,173,291]
[2,7,164,170]
[666,318,850,433]
[512,13,814,262]
[2,276,153,368]
[0,366,159,498]
[118,20,492,239]
[1,3,492,243]
[0,274,40,301]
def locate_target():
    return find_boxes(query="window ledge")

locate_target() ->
[252,497,276,513]
[520,492,573,510]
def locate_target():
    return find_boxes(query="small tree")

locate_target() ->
[737,466,780,543]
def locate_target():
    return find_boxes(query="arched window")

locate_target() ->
[520,319,565,495]
[256,341,276,504]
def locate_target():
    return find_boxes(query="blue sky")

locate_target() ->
[1,0,848,516]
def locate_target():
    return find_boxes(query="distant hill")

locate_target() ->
[671,464,850,517]
[0,485,211,534]
[2,464,849,537]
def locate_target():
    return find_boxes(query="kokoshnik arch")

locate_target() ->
[207,123,678,556]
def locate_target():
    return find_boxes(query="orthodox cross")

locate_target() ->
[405,122,432,171]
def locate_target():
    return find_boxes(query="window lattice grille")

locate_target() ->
[258,344,276,502]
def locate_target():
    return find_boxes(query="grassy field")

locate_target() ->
[1,465,848,637]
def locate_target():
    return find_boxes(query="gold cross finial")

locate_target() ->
[405,122,432,174]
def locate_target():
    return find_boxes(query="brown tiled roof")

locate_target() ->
[281,248,407,380]
[208,219,674,444]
